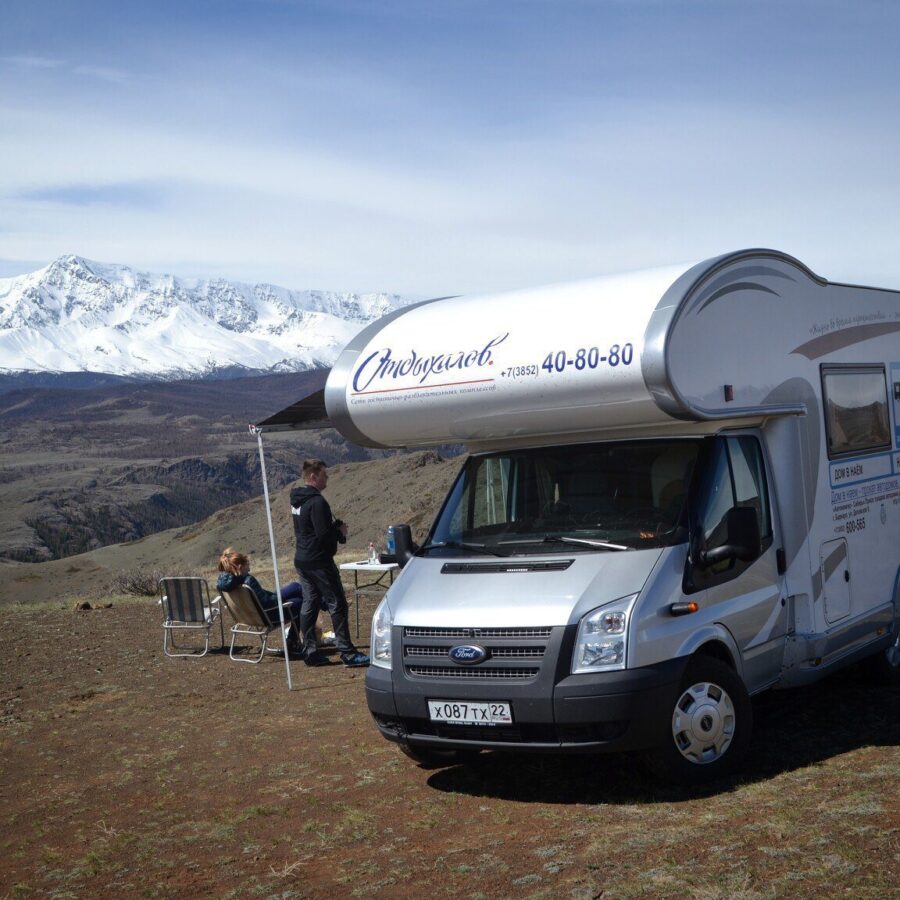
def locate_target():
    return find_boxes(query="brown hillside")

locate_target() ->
[0,450,464,606]
[0,369,376,563]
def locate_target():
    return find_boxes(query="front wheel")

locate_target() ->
[398,742,481,769]
[645,656,752,785]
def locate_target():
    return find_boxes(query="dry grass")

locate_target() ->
[0,601,897,899]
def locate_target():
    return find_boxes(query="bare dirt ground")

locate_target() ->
[1,599,898,899]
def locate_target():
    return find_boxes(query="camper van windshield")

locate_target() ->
[427,439,701,555]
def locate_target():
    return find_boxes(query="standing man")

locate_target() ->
[291,459,370,667]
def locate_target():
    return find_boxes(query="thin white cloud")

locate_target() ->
[3,55,63,69]
[73,65,131,84]
[3,93,899,295]
[3,55,130,84]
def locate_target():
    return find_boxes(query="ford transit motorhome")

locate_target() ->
[319,249,900,783]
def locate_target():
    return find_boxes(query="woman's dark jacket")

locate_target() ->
[216,572,279,611]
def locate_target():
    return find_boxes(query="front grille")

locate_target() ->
[402,624,554,681]
[407,665,539,679]
[476,627,553,639]
[485,647,545,659]
[404,627,552,639]
[406,645,544,659]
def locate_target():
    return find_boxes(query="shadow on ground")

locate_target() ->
[426,667,900,803]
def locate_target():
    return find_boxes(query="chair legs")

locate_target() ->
[162,608,224,658]
[212,601,225,648]
[163,618,279,663]
[228,623,273,664]
[163,622,215,658]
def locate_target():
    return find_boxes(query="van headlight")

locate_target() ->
[371,596,393,669]
[571,594,639,674]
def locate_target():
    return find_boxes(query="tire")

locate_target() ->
[398,743,480,769]
[645,656,752,785]
[861,630,900,685]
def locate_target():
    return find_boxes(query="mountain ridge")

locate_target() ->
[0,254,410,379]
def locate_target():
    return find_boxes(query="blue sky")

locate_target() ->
[2,0,899,296]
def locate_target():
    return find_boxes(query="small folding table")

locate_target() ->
[339,560,399,636]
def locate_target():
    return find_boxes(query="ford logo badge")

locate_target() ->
[449,644,488,665]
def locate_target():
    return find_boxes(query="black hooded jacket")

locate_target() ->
[291,485,346,567]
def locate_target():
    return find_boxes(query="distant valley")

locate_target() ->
[0,450,464,607]
[0,368,401,563]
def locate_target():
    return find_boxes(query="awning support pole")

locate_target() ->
[252,426,293,690]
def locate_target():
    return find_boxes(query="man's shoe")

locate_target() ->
[304,652,330,667]
[341,652,370,668]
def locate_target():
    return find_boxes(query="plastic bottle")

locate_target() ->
[368,541,377,564]
[386,525,396,556]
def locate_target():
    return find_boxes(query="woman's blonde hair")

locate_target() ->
[218,547,249,575]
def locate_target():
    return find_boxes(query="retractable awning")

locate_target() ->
[252,368,330,432]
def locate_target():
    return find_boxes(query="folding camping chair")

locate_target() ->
[159,577,224,658]
[216,583,299,664]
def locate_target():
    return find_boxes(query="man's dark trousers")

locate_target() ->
[296,563,356,656]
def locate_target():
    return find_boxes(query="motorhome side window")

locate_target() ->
[821,365,891,459]
[690,436,771,587]
[427,440,702,555]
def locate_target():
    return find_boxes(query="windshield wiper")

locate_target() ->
[418,540,508,557]
[499,535,632,551]
[548,536,632,551]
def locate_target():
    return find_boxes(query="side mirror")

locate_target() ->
[392,524,417,569]
[698,507,761,568]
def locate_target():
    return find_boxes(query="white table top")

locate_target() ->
[339,560,399,571]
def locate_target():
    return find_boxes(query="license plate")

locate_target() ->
[427,699,513,726]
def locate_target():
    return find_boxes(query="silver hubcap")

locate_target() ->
[671,680,736,765]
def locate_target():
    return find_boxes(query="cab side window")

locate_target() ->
[731,435,772,544]
[701,442,734,569]
[688,436,771,591]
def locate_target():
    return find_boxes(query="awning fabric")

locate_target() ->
[253,369,330,432]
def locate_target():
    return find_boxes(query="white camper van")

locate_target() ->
[320,248,900,783]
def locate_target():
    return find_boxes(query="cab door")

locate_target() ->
[687,434,788,693]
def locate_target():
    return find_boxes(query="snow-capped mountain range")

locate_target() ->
[0,255,410,379]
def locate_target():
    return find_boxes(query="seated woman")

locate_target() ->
[216,547,305,654]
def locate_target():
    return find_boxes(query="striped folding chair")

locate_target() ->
[159,577,224,658]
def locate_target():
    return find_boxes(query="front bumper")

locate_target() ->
[365,651,687,755]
